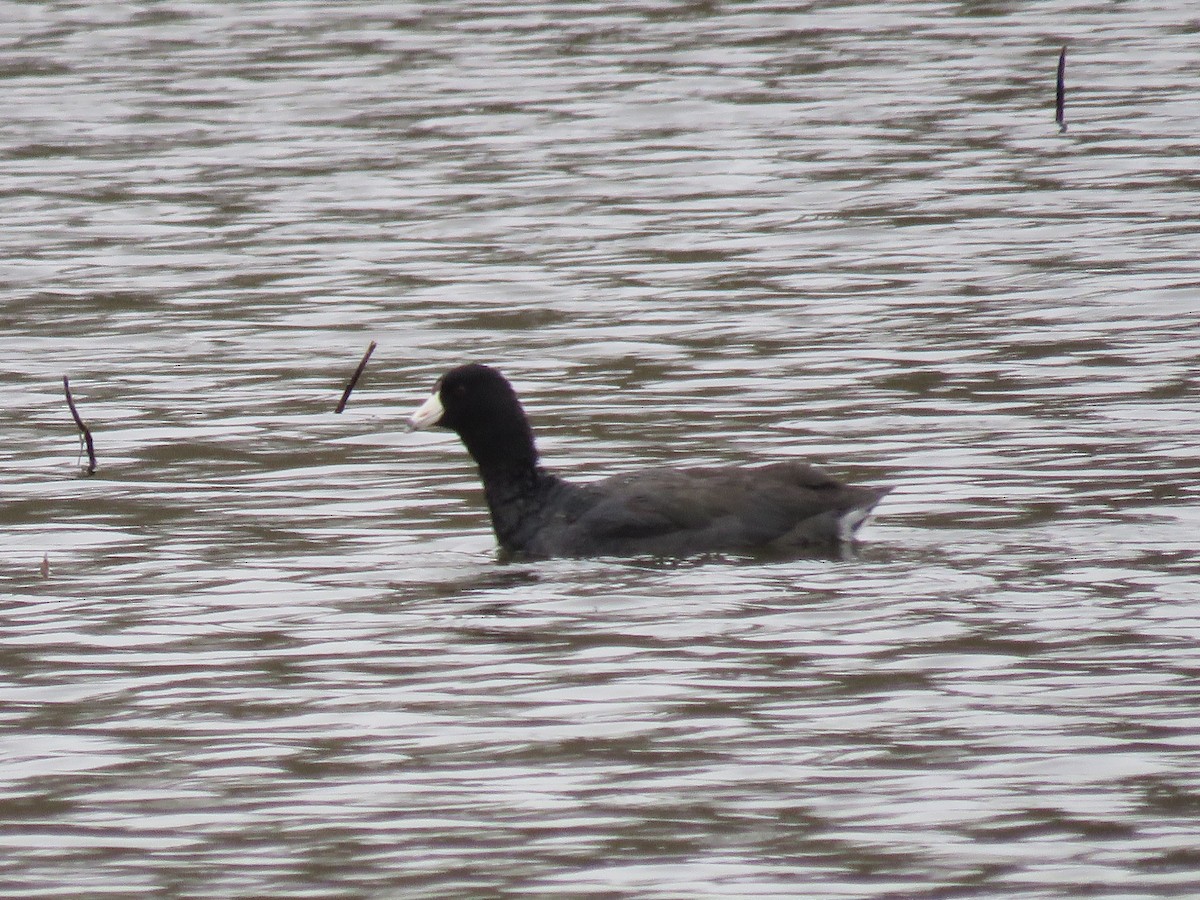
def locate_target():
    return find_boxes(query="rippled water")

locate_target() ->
[2,1,1199,896]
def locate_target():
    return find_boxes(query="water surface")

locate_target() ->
[2,1,1199,896]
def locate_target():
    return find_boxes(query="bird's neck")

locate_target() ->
[458,415,538,475]
[479,463,564,554]
[454,410,557,553]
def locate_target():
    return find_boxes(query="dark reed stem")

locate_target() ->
[335,340,377,413]
[1056,45,1067,132]
[63,375,97,475]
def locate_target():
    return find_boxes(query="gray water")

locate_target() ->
[2,1,1199,897]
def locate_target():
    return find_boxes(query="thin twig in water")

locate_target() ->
[62,375,97,475]
[335,340,378,413]
[1056,45,1067,132]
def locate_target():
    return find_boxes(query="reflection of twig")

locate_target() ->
[335,340,377,413]
[1056,46,1067,132]
[62,375,97,475]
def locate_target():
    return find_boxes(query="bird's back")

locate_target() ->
[516,461,889,559]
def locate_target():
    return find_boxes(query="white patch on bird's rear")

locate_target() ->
[837,508,871,542]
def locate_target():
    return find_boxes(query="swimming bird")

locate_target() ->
[406,364,889,559]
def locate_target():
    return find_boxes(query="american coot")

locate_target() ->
[407,364,890,559]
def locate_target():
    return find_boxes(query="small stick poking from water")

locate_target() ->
[1055,45,1067,132]
[62,375,97,475]
[335,340,377,413]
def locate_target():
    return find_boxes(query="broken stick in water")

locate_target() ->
[1056,45,1067,132]
[335,340,378,413]
[62,375,97,475]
